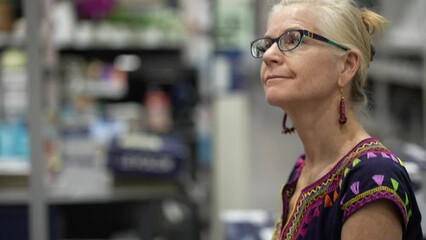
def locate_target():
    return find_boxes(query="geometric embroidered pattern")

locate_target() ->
[276,139,390,240]
[272,137,421,240]
[342,186,408,228]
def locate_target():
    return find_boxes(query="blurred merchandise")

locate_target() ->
[0,0,188,49]
[145,86,172,133]
[0,0,15,33]
[52,1,77,47]
[215,2,254,51]
[64,56,128,99]
[46,0,186,48]
[221,210,275,240]
[0,0,210,239]
[0,119,29,189]
[0,48,27,118]
[108,0,185,46]
[0,120,29,180]
[0,48,29,176]
[0,120,28,160]
[75,0,116,20]
[196,102,212,167]
[108,133,188,179]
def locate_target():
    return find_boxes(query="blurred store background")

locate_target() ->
[0,0,424,239]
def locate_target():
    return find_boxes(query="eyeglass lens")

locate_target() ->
[251,30,302,58]
[281,31,302,50]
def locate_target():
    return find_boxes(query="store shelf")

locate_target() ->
[0,190,28,205]
[369,57,423,87]
[0,160,29,175]
[367,2,426,147]
[375,42,424,59]
[0,183,180,205]
[0,36,25,50]
[0,0,209,239]
[59,45,183,52]
[58,45,183,60]
[49,184,181,205]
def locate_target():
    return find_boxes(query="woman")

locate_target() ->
[250,0,423,239]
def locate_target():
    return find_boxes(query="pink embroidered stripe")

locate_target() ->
[343,189,408,229]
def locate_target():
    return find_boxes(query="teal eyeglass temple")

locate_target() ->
[250,29,350,58]
[301,30,349,51]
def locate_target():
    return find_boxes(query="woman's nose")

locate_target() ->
[262,42,284,65]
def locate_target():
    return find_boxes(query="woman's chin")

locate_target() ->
[265,95,285,107]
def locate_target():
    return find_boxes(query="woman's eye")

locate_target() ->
[281,32,300,48]
[285,35,298,44]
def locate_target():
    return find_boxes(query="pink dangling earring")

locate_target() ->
[282,112,295,134]
[339,87,347,124]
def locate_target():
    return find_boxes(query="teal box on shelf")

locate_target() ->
[107,133,188,179]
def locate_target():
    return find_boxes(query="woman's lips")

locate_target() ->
[265,75,291,83]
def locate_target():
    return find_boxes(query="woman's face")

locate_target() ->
[260,4,342,110]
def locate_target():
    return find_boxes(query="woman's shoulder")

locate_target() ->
[341,138,413,198]
[344,138,408,175]
[357,147,406,171]
[340,139,420,231]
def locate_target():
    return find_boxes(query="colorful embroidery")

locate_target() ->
[271,138,421,240]
[342,186,408,227]
[275,139,390,240]
[324,194,333,208]
[333,190,339,202]
[372,175,384,185]
[367,152,376,158]
[350,182,360,195]
[352,158,361,167]
[391,178,399,191]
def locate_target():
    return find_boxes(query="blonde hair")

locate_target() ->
[270,0,387,106]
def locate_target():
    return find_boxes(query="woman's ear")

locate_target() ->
[338,50,360,87]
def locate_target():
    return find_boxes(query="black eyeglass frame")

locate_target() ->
[250,29,349,58]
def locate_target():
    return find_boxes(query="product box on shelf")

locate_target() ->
[221,210,276,240]
[107,133,189,180]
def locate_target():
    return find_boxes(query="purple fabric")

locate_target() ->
[272,138,423,240]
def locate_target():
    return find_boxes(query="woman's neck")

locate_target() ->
[286,102,370,180]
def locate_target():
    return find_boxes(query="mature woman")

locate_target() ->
[250,0,422,239]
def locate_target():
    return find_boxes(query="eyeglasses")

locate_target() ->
[250,29,349,58]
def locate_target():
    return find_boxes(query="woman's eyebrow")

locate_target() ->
[263,27,300,38]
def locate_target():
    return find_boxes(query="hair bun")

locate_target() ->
[360,8,388,36]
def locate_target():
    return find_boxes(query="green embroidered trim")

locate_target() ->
[342,185,407,225]
[343,186,405,210]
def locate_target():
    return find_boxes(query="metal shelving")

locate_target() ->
[365,0,426,146]
[0,184,179,205]
[4,1,203,239]
[24,0,48,239]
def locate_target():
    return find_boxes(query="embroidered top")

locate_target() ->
[272,138,423,240]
